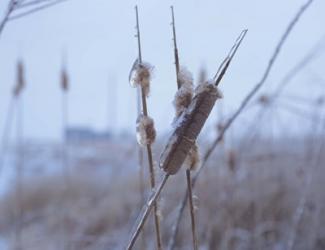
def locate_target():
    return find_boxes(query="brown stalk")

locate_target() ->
[134,6,162,250]
[170,6,198,250]
[14,59,25,250]
[167,1,315,249]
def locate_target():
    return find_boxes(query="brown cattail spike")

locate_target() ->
[136,114,156,146]
[13,59,25,97]
[160,82,222,175]
[61,66,69,91]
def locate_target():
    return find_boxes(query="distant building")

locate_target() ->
[65,127,111,142]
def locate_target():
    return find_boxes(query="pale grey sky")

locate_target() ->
[0,0,324,140]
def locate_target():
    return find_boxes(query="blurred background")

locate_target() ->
[0,0,324,249]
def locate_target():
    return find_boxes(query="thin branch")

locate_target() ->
[134,6,162,250]
[167,1,315,249]
[9,0,68,21]
[171,6,198,250]
[126,174,170,250]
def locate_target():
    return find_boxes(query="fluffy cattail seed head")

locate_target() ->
[136,114,156,146]
[177,67,193,87]
[173,67,194,121]
[13,59,25,97]
[129,60,153,97]
[184,143,200,171]
[173,84,193,119]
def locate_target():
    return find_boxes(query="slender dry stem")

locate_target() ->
[171,7,198,250]
[134,6,162,250]
[127,174,169,250]
[186,169,198,250]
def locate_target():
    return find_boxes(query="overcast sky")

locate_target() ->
[0,0,324,141]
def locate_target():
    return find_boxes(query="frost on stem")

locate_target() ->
[129,59,153,97]
[184,143,200,171]
[136,114,156,146]
[174,67,194,120]
[13,59,25,97]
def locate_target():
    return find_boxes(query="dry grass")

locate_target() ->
[0,138,324,249]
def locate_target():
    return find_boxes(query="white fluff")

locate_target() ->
[129,60,153,97]
[136,114,156,146]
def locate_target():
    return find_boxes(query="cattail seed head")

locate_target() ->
[184,143,200,171]
[160,82,221,175]
[61,67,69,91]
[173,84,193,119]
[227,149,237,173]
[177,67,193,87]
[258,94,270,105]
[174,67,194,121]
[136,114,156,146]
[129,60,153,97]
[13,59,25,97]
[195,80,223,98]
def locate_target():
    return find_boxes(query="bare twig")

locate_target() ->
[9,0,68,21]
[167,1,315,249]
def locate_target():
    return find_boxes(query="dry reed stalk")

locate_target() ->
[60,57,72,250]
[129,6,162,249]
[0,96,16,177]
[0,0,70,38]
[287,101,324,250]
[170,7,198,249]
[136,68,147,250]
[126,29,247,250]
[14,59,25,250]
[167,1,314,248]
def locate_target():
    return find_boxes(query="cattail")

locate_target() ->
[184,143,200,171]
[129,60,153,97]
[136,114,156,146]
[227,149,237,173]
[160,82,222,175]
[61,66,69,91]
[258,94,270,105]
[13,60,25,97]
[173,67,194,119]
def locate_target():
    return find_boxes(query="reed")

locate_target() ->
[128,6,162,249]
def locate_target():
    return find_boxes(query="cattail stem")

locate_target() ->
[127,174,169,250]
[60,57,71,249]
[0,97,16,176]
[186,170,198,250]
[134,6,162,250]
[171,7,199,249]
[15,94,24,250]
[136,87,147,249]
